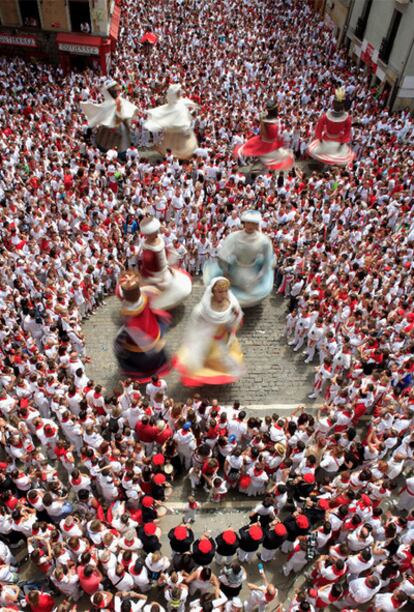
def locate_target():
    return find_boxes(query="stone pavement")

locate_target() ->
[83,279,315,405]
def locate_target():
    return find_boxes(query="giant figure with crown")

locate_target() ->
[308,87,355,166]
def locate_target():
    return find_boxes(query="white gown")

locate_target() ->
[81,85,138,152]
[139,237,192,310]
[144,84,198,159]
[203,229,275,307]
[174,278,245,386]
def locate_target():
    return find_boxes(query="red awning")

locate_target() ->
[110,5,121,41]
[56,32,103,47]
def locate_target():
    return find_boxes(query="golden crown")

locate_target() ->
[335,87,345,102]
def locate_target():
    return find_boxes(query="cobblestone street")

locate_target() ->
[83,279,314,405]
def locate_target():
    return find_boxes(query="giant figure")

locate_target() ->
[308,87,355,166]
[144,84,198,159]
[203,210,274,308]
[81,79,138,153]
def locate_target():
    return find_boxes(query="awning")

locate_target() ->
[110,5,121,41]
[56,33,103,47]
[56,32,103,56]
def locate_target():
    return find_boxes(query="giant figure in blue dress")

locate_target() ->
[203,210,275,308]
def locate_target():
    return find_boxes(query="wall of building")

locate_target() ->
[388,3,414,75]
[91,0,110,36]
[41,0,70,32]
[327,0,349,30]
[348,0,365,31]
[363,2,394,49]
[0,0,21,27]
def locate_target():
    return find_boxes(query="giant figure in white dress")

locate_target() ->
[81,79,138,153]
[144,84,198,159]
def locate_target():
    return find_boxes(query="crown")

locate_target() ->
[335,87,345,102]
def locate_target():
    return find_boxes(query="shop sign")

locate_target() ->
[58,43,99,55]
[0,34,37,47]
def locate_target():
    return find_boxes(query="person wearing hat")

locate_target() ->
[234,99,295,172]
[151,472,167,501]
[259,520,288,563]
[113,270,170,383]
[138,216,192,310]
[138,522,161,554]
[173,422,197,470]
[237,522,264,563]
[203,209,275,307]
[168,524,194,556]
[80,79,138,155]
[192,534,216,566]
[215,529,240,565]
[292,473,316,503]
[140,496,158,524]
[281,512,310,553]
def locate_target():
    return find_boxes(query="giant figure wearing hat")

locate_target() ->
[203,209,275,307]
[308,86,355,166]
[114,270,170,382]
[81,79,138,154]
[138,216,192,310]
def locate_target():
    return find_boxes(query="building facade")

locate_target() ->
[0,0,121,74]
[324,0,414,111]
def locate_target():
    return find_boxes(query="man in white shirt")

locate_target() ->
[347,575,381,605]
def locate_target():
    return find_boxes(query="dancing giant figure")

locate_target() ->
[138,217,192,310]
[81,79,138,153]
[173,277,244,386]
[144,84,198,159]
[308,87,355,166]
[234,100,294,171]
[114,271,170,382]
[203,210,275,308]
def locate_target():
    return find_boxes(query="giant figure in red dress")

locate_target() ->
[308,87,355,166]
[234,100,294,171]
[138,217,192,310]
[114,271,170,382]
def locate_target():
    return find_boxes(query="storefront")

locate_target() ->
[0,31,45,61]
[56,32,111,75]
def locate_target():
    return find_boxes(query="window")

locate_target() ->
[19,0,41,28]
[379,9,402,63]
[354,0,373,40]
[68,0,91,34]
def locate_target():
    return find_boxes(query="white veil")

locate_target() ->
[179,277,242,371]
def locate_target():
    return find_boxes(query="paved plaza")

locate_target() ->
[83,279,315,407]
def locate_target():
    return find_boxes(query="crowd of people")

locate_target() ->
[0,0,414,610]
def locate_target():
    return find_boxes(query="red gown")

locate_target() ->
[308,110,355,166]
[234,118,294,171]
[114,288,170,382]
